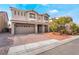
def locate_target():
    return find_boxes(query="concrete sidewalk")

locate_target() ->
[8,36,79,55]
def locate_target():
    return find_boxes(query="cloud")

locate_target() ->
[48,9,59,13]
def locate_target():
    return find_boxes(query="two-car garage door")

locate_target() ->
[15,23,35,34]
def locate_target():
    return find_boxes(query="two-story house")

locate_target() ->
[10,7,49,35]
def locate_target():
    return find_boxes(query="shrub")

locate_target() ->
[71,23,79,34]
[50,23,58,32]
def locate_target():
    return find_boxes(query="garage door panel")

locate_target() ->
[15,26,35,34]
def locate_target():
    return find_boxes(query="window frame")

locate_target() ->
[44,16,48,20]
[18,11,19,16]
[29,13,36,19]
[21,12,23,16]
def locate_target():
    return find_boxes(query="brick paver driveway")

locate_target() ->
[0,32,71,54]
[39,38,79,55]
[11,33,71,46]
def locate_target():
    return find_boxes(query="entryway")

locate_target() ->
[38,25,42,33]
[45,25,48,32]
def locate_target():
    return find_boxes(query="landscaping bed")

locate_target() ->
[45,32,72,40]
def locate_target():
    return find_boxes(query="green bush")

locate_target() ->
[50,23,58,32]
[71,23,79,34]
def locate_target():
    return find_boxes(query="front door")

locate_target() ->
[45,25,48,32]
[38,25,42,33]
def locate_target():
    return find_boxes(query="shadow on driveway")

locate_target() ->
[0,33,13,55]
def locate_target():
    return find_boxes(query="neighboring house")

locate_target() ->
[0,11,8,32]
[10,7,49,34]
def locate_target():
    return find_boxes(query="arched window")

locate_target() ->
[29,13,36,19]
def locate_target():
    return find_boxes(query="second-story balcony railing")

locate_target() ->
[11,17,49,24]
[30,19,49,23]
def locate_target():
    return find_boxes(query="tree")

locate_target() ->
[56,16,72,25]
[50,22,58,32]
[49,16,79,35]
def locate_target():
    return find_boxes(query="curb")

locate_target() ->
[8,39,61,55]
[8,36,79,55]
[61,36,79,44]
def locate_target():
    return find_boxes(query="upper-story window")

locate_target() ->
[14,11,16,15]
[21,12,23,16]
[24,13,25,16]
[44,16,48,20]
[18,11,19,15]
[29,13,36,19]
[38,15,42,20]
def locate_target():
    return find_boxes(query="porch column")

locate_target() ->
[35,24,38,34]
[11,23,15,35]
[42,25,45,33]
[48,25,49,32]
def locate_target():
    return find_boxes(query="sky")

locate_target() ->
[0,4,79,24]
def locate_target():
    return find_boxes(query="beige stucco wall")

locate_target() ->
[0,15,4,32]
[0,12,8,32]
[10,8,27,21]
